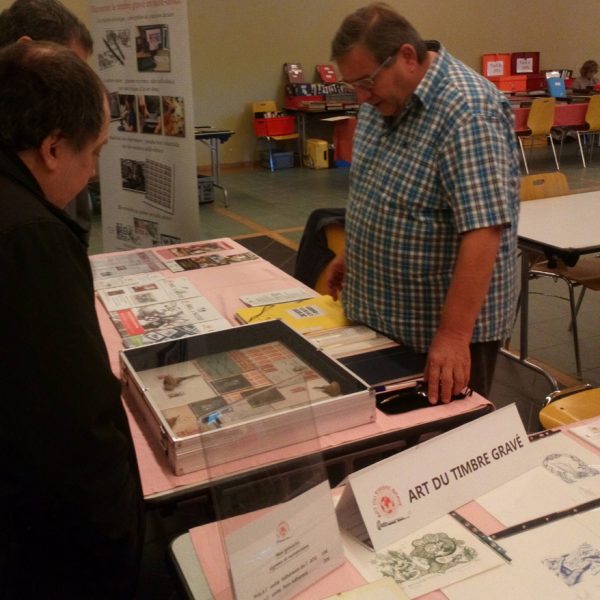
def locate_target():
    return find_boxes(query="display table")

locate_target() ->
[169,423,600,599]
[513,101,588,132]
[194,127,234,206]
[93,239,492,507]
[506,190,600,385]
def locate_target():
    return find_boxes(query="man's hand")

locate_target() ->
[423,226,503,404]
[424,331,470,404]
[326,254,345,300]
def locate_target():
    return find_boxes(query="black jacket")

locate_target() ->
[0,147,144,598]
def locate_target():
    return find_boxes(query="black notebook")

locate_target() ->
[338,345,425,389]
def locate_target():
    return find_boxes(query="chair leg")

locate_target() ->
[267,138,275,172]
[518,137,529,174]
[588,132,597,164]
[547,134,560,171]
[530,270,583,378]
[577,131,587,168]
[568,286,587,332]
[557,128,566,162]
[565,280,583,378]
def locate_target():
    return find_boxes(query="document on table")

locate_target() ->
[225,481,344,600]
[444,509,600,600]
[476,432,600,529]
[569,418,600,450]
[342,514,505,599]
[322,577,408,599]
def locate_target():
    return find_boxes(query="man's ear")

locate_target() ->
[398,43,419,69]
[38,132,63,172]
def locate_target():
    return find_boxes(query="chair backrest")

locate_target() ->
[252,100,277,116]
[526,97,556,135]
[313,223,345,295]
[520,171,570,201]
[584,94,600,131]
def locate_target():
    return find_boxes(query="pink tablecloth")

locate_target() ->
[94,238,491,499]
[513,101,588,132]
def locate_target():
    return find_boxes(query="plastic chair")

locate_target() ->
[575,95,600,167]
[313,223,345,295]
[539,384,600,429]
[251,100,301,171]
[520,172,600,377]
[294,208,346,293]
[516,97,559,174]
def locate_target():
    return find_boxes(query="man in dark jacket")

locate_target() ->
[0,41,144,598]
[0,0,96,242]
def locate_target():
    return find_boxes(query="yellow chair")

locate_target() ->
[519,171,569,201]
[520,172,600,378]
[517,97,559,174]
[251,100,301,171]
[575,95,600,167]
[313,222,345,295]
[539,384,600,429]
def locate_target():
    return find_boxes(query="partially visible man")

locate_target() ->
[0,0,95,242]
[0,41,144,598]
[328,3,520,404]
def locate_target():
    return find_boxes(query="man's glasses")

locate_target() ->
[340,55,394,91]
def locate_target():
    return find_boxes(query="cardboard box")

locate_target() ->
[304,138,329,169]
[482,53,510,78]
[197,175,214,204]
[253,116,296,137]
[120,320,375,475]
[511,52,540,75]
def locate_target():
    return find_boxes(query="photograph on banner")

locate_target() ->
[89,0,200,251]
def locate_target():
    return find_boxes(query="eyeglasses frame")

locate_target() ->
[340,54,395,91]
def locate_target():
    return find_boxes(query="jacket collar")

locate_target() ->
[0,145,88,245]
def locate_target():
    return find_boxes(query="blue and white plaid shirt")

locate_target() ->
[343,44,520,353]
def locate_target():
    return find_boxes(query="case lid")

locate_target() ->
[121,319,369,442]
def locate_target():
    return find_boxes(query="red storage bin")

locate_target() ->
[511,52,540,75]
[490,75,527,92]
[284,95,325,110]
[253,115,296,136]
[526,74,546,91]
[482,53,510,78]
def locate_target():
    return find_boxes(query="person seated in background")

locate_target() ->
[0,41,144,598]
[573,59,599,91]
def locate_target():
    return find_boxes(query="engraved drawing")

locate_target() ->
[371,532,477,583]
[542,542,600,586]
[543,453,600,484]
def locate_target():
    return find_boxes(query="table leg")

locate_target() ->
[203,138,229,207]
[500,250,559,390]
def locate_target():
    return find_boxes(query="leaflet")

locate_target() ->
[98,277,201,312]
[226,481,344,600]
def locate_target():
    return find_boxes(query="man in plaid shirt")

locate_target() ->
[328,3,519,404]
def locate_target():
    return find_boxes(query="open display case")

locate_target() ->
[121,320,374,475]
